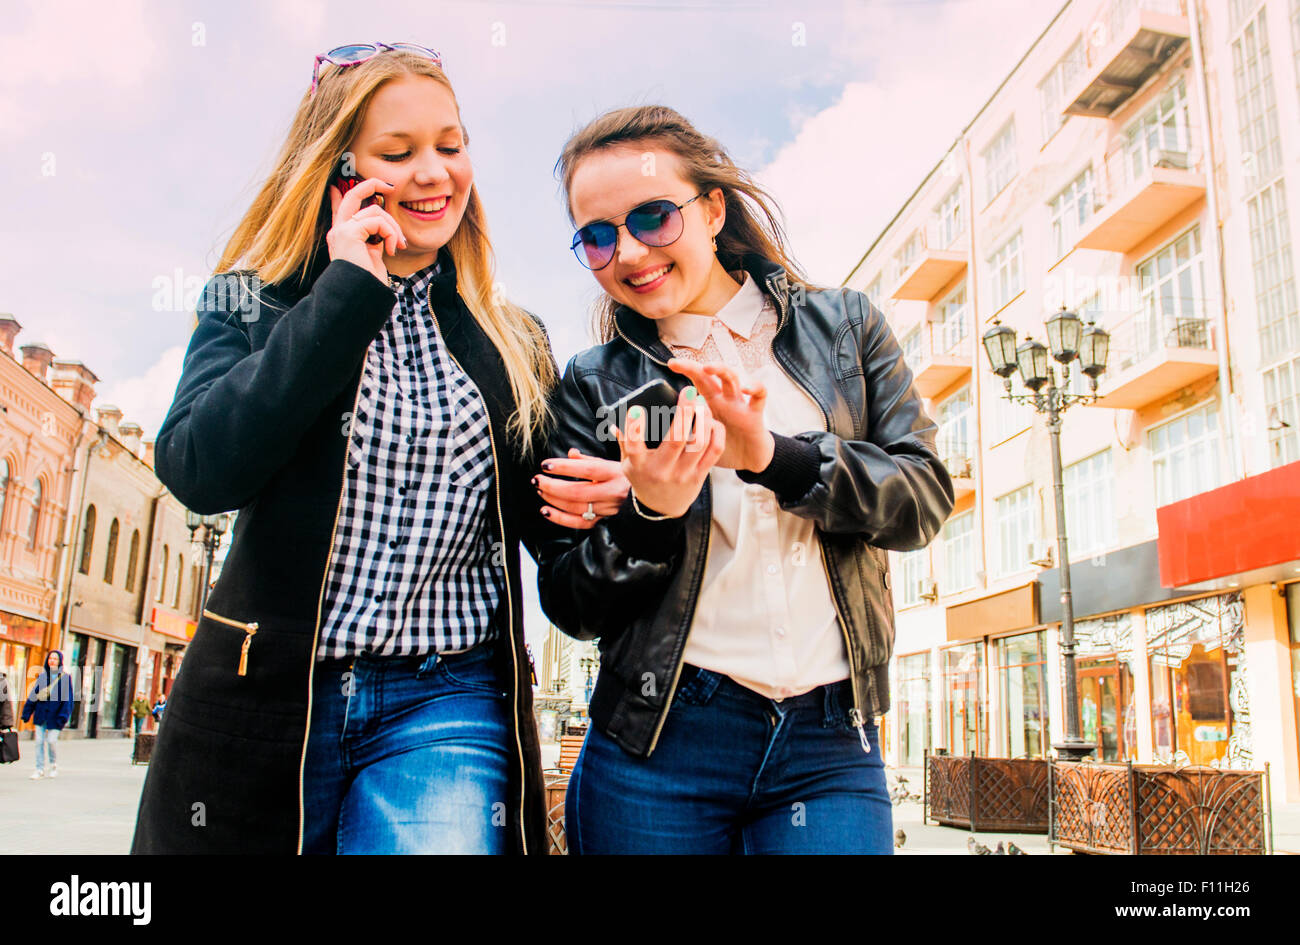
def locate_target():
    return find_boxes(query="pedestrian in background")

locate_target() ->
[0,671,16,765]
[150,693,166,725]
[21,650,74,780]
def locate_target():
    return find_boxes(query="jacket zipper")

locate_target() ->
[202,608,260,676]
[760,274,872,754]
[426,294,530,854]
[611,322,712,758]
[296,369,365,854]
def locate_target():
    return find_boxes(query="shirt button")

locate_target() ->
[766,564,779,576]
[406,434,415,443]
[388,539,399,548]
[374,592,384,602]
[404,356,413,365]
[775,626,786,637]
[398,486,407,495]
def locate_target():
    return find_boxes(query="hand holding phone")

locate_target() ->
[326,175,405,285]
[602,379,682,449]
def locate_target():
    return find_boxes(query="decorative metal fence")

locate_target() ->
[925,752,1051,833]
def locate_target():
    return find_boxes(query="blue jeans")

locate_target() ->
[567,665,893,854]
[34,725,59,773]
[301,641,513,854]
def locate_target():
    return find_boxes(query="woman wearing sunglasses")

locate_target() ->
[534,105,954,854]
[131,44,625,855]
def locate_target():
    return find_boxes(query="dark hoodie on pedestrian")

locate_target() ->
[22,651,74,730]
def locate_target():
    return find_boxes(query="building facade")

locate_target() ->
[842,0,1300,802]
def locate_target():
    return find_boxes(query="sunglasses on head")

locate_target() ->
[311,42,442,94]
[570,192,709,271]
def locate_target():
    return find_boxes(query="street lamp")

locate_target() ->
[579,655,599,706]
[186,510,230,613]
[981,307,1111,763]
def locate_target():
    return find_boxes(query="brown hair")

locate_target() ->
[556,104,824,343]
[214,52,554,451]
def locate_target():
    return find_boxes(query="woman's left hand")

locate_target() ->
[667,359,775,473]
[534,449,630,529]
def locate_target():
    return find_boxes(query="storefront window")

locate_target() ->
[997,632,1049,758]
[66,632,87,729]
[942,642,986,755]
[1072,614,1138,762]
[1147,593,1247,767]
[898,652,931,767]
[0,642,29,724]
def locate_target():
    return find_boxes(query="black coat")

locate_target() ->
[131,243,562,854]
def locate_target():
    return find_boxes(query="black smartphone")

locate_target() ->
[603,379,681,449]
[334,157,385,245]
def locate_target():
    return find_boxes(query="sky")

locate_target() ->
[3,0,1059,642]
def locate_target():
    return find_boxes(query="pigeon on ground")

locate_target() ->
[967,836,992,855]
[894,829,906,848]
[1008,842,1027,855]
[994,842,1006,855]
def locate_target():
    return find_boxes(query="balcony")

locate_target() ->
[891,224,968,301]
[1074,147,1205,254]
[1091,309,1217,409]
[904,330,973,400]
[941,453,977,501]
[1062,0,1190,118]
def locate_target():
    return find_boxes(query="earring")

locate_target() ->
[712,235,718,252]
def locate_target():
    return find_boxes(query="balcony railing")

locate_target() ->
[904,328,973,400]
[890,223,969,302]
[1062,0,1190,118]
[1092,308,1218,408]
[939,449,976,500]
[1074,142,1205,254]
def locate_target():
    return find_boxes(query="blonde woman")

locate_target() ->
[131,44,625,854]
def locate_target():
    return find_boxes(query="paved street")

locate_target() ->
[3,738,1297,855]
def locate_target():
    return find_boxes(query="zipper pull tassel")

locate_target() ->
[849,707,872,754]
[237,623,259,676]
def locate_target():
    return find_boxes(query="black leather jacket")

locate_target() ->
[536,253,955,758]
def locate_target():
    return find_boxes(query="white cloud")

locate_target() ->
[757,0,1058,285]
[94,345,186,440]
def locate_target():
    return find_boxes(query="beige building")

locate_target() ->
[842,0,1300,801]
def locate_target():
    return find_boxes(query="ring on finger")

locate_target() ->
[582,502,596,522]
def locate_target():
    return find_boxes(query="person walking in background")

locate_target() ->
[0,671,15,730]
[21,650,74,780]
[150,693,166,726]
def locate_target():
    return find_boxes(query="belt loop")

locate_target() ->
[416,652,440,678]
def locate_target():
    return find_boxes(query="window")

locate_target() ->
[982,121,1018,203]
[1049,167,1094,259]
[103,519,120,584]
[1232,9,1282,187]
[896,549,929,607]
[894,231,921,282]
[934,186,964,248]
[157,544,169,603]
[1124,78,1192,185]
[78,505,96,574]
[866,276,883,308]
[1150,402,1222,505]
[191,564,202,615]
[901,327,922,374]
[1038,38,1082,141]
[27,479,41,548]
[1130,226,1206,366]
[125,530,141,592]
[1248,180,1298,365]
[174,553,184,608]
[1264,355,1300,466]
[943,511,976,594]
[0,459,8,535]
[995,485,1035,576]
[1063,450,1115,558]
[990,387,1032,442]
[998,632,1049,758]
[988,231,1023,311]
[898,652,932,767]
[942,643,987,755]
[936,386,973,473]
[938,284,968,354]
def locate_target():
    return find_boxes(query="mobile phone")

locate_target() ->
[334,157,385,245]
[603,379,681,449]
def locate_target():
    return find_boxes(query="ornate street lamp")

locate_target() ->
[186,511,230,613]
[981,311,1111,763]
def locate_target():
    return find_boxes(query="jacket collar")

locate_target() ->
[611,253,790,362]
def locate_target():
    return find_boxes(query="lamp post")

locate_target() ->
[579,655,599,706]
[982,307,1110,763]
[185,510,230,614]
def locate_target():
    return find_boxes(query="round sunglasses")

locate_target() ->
[570,193,708,271]
[311,42,442,94]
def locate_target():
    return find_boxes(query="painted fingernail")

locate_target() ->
[541,508,551,517]
[541,462,552,471]
[531,477,538,486]
[628,405,644,420]
[684,387,698,400]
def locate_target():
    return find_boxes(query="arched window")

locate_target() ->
[103,519,120,584]
[0,459,9,535]
[78,505,96,574]
[157,544,169,602]
[125,530,141,591]
[173,553,184,608]
[27,478,42,547]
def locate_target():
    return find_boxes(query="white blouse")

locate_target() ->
[657,271,851,700]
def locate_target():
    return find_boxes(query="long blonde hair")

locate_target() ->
[555,104,824,343]
[216,51,554,450]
